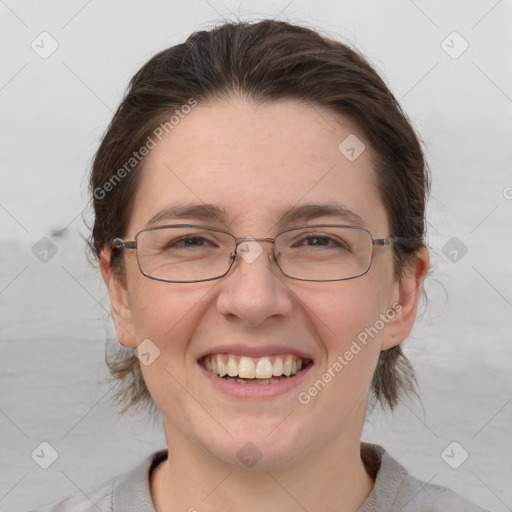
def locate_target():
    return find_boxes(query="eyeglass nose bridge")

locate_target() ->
[231,236,279,264]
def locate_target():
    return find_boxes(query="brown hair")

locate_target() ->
[86,19,429,413]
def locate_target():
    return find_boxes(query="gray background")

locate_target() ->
[1,1,511,510]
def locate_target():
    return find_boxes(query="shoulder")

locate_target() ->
[359,443,490,512]
[30,479,114,512]
[30,449,168,512]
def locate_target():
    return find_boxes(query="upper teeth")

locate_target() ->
[203,354,306,379]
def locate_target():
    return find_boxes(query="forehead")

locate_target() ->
[129,97,388,235]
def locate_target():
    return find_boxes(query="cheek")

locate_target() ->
[304,279,393,392]
[309,275,393,346]
[131,276,220,384]
[129,282,213,413]
[128,277,210,358]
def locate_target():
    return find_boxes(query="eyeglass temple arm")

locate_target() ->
[373,236,407,247]
[112,238,136,249]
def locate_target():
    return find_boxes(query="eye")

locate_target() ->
[293,233,350,250]
[304,235,337,247]
[166,234,216,249]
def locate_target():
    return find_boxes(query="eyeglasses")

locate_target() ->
[112,224,399,283]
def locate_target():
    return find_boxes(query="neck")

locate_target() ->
[151,427,375,512]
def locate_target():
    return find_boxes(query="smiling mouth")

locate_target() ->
[200,354,312,385]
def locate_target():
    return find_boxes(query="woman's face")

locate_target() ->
[104,97,420,469]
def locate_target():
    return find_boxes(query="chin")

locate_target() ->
[196,417,311,470]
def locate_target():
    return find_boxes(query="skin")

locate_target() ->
[100,96,429,512]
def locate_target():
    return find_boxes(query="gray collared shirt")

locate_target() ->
[32,443,489,511]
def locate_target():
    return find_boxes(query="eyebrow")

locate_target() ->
[145,203,227,228]
[144,202,366,229]
[276,203,366,228]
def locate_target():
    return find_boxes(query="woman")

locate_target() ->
[36,19,487,512]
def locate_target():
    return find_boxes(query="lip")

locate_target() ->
[197,359,313,399]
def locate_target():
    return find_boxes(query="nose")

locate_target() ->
[215,238,293,327]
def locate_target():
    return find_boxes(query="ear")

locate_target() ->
[381,246,429,350]
[99,248,137,349]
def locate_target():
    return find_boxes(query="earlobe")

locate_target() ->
[381,246,429,350]
[99,248,137,349]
